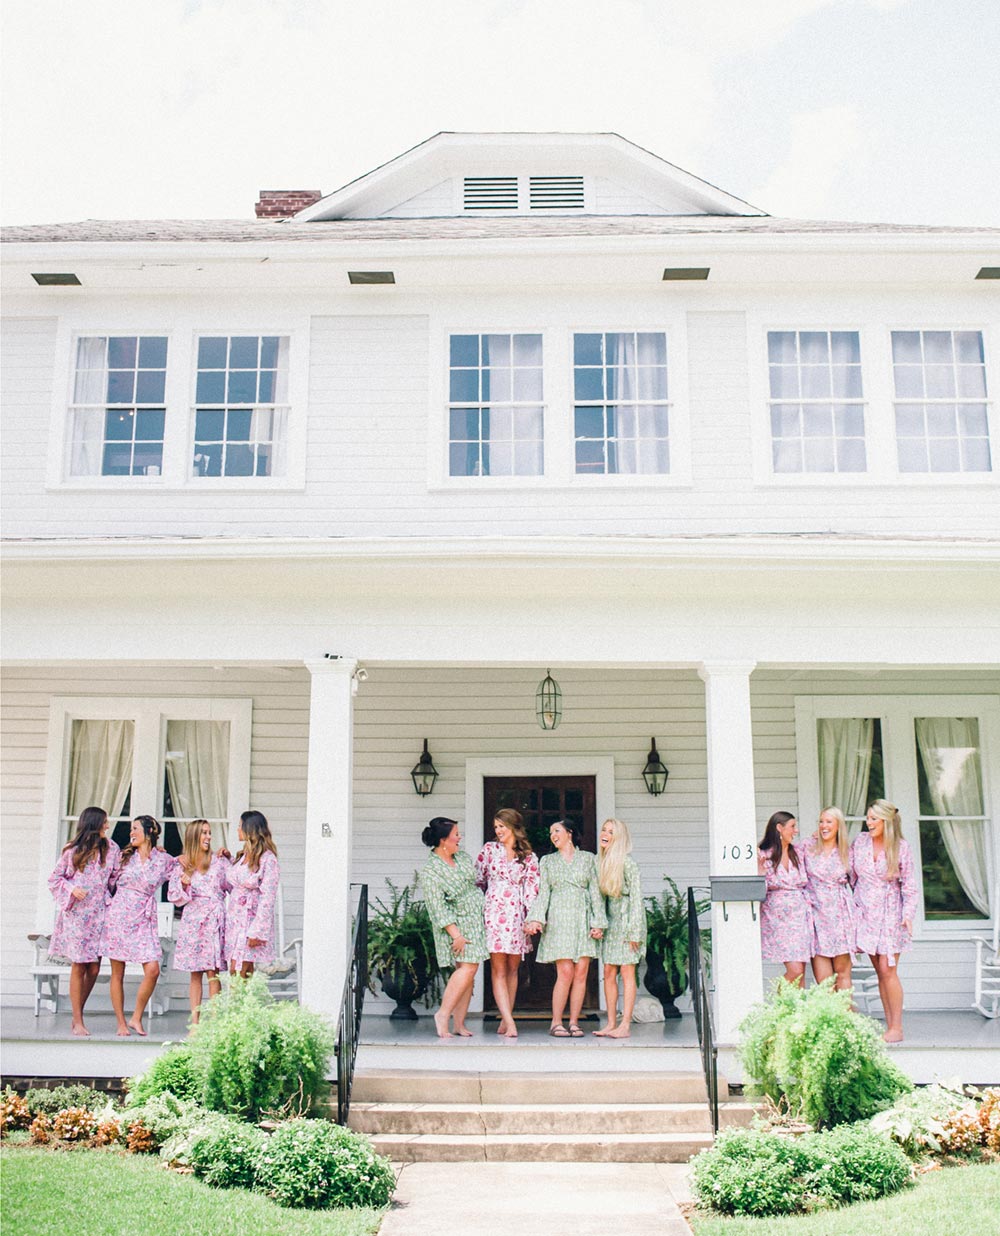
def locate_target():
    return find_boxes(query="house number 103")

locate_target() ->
[721,845,755,861]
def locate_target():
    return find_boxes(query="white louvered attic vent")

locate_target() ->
[529,175,585,210]
[463,176,519,211]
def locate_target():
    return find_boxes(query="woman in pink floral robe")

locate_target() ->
[224,810,280,976]
[169,818,230,1022]
[48,806,120,1037]
[757,811,813,985]
[851,800,919,1042]
[103,815,176,1037]
[474,809,540,1037]
[802,807,856,991]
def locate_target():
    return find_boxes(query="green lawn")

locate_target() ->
[690,1162,1000,1236]
[0,1145,387,1236]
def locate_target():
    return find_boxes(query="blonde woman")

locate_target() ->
[802,808,856,991]
[168,819,230,1022]
[593,818,645,1039]
[851,801,918,1042]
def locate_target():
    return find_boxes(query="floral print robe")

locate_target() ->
[48,840,121,963]
[223,849,280,967]
[802,837,856,958]
[420,849,489,969]
[851,832,919,960]
[758,847,813,964]
[599,854,647,966]
[474,841,540,956]
[168,854,230,972]
[527,848,608,964]
[102,847,176,963]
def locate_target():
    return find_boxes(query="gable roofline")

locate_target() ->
[293,131,767,221]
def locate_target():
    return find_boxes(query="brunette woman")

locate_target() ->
[48,806,121,1037]
[104,815,176,1037]
[593,817,646,1039]
[474,808,541,1038]
[420,817,489,1039]
[851,800,918,1042]
[802,807,856,992]
[168,819,230,1022]
[757,810,812,987]
[525,820,607,1037]
[224,809,280,979]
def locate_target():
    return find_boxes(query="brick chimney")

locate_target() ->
[254,190,323,219]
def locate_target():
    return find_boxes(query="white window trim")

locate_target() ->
[429,317,691,490]
[35,696,252,932]
[794,693,1000,941]
[47,315,309,491]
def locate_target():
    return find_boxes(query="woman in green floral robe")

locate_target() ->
[419,816,488,1038]
[525,820,607,1037]
[594,818,646,1039]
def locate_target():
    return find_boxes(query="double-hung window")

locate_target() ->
[448,333,544,476]
[67,336,168,478]
[193,335,290,478]
[767,330,866,473]
[891,330,991,473]
[573,332,670,474]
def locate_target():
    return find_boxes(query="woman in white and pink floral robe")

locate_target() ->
[169,818,230,1022]
[757,811,813,986]
[224,810,280,976]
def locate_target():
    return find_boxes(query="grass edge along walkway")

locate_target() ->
[689,1161,1000,1236]
[0,1145,387,1236]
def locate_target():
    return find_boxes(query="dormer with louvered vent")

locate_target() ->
[460,173,588,214]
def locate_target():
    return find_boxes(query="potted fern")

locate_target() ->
[366,878,443,1020]
[643,877,710,1019]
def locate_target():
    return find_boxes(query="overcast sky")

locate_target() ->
[2,0,998,227]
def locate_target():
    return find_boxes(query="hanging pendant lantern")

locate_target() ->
[535,669,562,730]
[642,737,669,796]
[410,739,439,796]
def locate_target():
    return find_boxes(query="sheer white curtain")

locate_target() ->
[607,332,637,474]
[915,717,991,916]
[66,719,134,842]
[70,337,108,476]
[817,717,874,838]
[164,720,230,847]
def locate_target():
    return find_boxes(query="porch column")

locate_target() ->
[301,656,357,1020]
[698,661,764,1043]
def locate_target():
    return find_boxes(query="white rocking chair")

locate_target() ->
[972,882,1000,1018]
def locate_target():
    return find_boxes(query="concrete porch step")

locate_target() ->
[367,1130,714,1163]
[351,1100,713,1136]
[352,1069,714,1105]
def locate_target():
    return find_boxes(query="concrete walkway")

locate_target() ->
[378,1160,692,1236]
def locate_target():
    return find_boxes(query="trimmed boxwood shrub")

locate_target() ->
[255,1119,395,1210]
[691,1125,911,1217]
[188,1120,268,1189]
[24,1084,105,1115]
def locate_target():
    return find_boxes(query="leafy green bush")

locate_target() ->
[187,974,334,1122]
[126,1043,202,1106]
[255,1119,395,1210]
[123,1092,215,1152]
[739,979,912,1127]
[188,1120,268,1189]
[869,1082,976,1159]
[691,1125,911,1217]
[158,1108,238,1167]
[24,1084,105,1115]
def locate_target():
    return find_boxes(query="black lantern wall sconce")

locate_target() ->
[535,669,562,730]
[410,739,439,796]
[642,738,669,796]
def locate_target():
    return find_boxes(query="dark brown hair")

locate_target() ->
[63,806,110,872]
[121,815,161,868]
[494,808,533,864]
[422,817,457,848]
[238,809,278,872]
[759,810,800,869]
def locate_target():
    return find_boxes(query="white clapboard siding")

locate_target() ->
[4,302,999,541]
[752,667,1000,1010]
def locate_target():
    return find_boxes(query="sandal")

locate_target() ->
[568,1024,585,1037]
[548,1025,570,1037]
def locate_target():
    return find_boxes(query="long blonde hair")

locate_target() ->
[598,817,632,898]
[816,806,850,869]
[868,799,903,878]
[181,819,212,874]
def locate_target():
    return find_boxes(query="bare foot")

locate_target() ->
[71,1023,91,1037]
[128,1020,147,1037]
[496,1022,507,1035]
[433,1011,453,1039]
[883,1030,904,1043]
[116,1026,131,1038]
[453,1025,474,1037]
[502,1022,518,1038]
[592,1024,615,1037]
[605,1025,632,1039]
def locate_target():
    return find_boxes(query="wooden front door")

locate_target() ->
[482,775,599,1013]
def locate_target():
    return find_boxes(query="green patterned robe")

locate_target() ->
[527,849,608,964]
[419,850,489,969]
[599,854,647,966]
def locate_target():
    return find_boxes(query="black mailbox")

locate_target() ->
[710,874,767,921]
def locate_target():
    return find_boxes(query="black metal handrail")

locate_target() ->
[334,883,368,1125]
[688,884,719,1134]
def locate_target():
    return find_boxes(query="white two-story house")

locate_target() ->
[2,132,998,1066]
